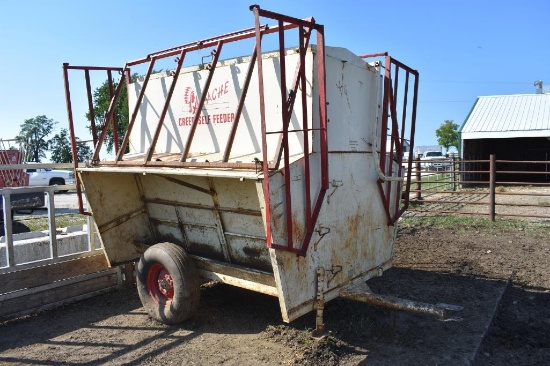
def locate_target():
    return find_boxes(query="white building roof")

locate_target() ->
[460,93,550,139]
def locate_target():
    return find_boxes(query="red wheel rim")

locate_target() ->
[146,263,174,305]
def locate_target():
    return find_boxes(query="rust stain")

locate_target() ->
[292,216,304,244]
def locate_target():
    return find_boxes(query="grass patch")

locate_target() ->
[16,214,88,232]
[399,214,539,231]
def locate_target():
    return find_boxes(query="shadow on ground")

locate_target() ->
[0,267,520,365]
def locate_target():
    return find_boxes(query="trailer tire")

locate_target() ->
[136,242,200,325]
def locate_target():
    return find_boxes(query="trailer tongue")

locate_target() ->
[63,6,461,333]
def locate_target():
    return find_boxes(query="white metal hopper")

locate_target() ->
[64,7,460,333]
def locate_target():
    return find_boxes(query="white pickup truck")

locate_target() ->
[25,167,75,192]
[420,151,451,170]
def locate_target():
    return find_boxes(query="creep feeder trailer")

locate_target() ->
[63,6,461,335]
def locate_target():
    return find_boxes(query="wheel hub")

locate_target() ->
[147,264,175,302]
[158,276,173,295]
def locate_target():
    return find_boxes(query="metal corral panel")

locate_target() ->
[461,94,550,139]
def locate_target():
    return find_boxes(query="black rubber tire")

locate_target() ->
[49,178,67,193]
[136,242,200,325]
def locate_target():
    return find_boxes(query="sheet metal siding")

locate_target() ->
[461,94,550,139]
[128,48,314,164]
[265,51,396,321]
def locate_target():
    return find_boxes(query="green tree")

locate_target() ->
[16,115,57,162]
[86,79,129,153]
[49,128,92,163]
[86,73,142,154]
[435,120,459,151]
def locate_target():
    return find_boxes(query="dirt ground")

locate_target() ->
[1,217,549,365]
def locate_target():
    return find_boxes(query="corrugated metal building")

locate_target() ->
[459,93,550,182]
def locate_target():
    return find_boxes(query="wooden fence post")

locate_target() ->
[489,154,495,221]
[416,160,422,200]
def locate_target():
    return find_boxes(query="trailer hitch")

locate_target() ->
[339,281,463,321]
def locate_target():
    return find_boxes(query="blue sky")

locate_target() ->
[1,0,548,157]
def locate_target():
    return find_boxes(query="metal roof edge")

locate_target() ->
[462,130,550,139]
[459,97,480,133]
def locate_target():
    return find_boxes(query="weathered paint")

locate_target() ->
[78,45,405,323]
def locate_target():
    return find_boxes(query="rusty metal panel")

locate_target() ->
[268,154,397,322]
[127,48,314,165]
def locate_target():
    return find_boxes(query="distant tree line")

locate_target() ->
[13,115,91,163]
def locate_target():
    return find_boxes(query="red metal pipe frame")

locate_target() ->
[275,19,295,251]
[106,70,120,155]
[91,67,127,163]
[223,46,258,162]
[180,41,224,162]
[129,26,265,66]
[252,6,273,252]
[145,49,187,162]
[125,23,299,68]
[364,54,419,225]
[273,25,313,170]
[62,63,91,216]
[64,6,328,254]
[117,58,157,161]
[251,6,328,254]
[389,69,405,220]
[300,24,328,254]
[391,66,419,223]
[299,25,312,234]
[376,55,393,225]
[84,70,98,146]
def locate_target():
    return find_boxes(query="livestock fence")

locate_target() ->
[405,155,550,221]
[0,163,122,321]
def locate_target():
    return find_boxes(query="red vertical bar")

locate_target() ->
[181,41,224,162]
[107,70,120,154]
[223,46,258,162]
[399,70,410,167]
[277,20,294,250]
[381,56,393,217]
[390,64,401,146]
[117,58,157,161]
[84,70,98,147]
[379,56,391,177]
[316,26,328,190]
[272,26,312,170]
[299,25,311,231]
[300,25,328,254]
[91,68,126,162]
[62,63,89,216]
[251,5,273,249]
